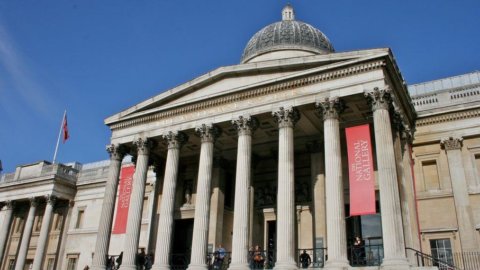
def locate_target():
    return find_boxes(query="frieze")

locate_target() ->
[416,108,480,127]
[110,60,386,130]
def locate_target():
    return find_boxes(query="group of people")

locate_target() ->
[104,249,153,270]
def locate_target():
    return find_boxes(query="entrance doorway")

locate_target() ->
[345,203,383,266]
[171,219,194,269]
[266,221,276,268]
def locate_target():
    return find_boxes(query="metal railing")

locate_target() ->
[406,248,458,269]
[347,244,383,266]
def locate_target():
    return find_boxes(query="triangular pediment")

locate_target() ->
[105,48,390,126]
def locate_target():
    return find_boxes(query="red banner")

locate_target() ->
[345,124,376,216]
[112,165,135,234]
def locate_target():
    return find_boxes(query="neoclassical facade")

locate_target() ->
[1,5,479,270]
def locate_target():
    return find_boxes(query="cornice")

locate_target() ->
[416,108,480,127]
[110,60,386,131]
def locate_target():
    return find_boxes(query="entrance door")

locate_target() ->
[266,221,276,268]
[171,219,194,269]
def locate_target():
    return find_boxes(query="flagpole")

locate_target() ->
[52,110,66,164]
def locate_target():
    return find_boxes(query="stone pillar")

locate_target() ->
[441,137,480,251]
[208,158,226,250]
[316,98,349,270]
[15,198,37,270]
[272,107,300,270]
[32,196,56,270]
[0,201,14,264]
[92,144,126,270]
[366,88,409,269]
[152,131,188,270]
[306,141,326,256]
[122,138,153,270]
[229,116,258,270]
[188,124,221,270]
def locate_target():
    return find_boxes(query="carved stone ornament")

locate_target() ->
[272,106,301,128]
[45,195,57,206]
[106,144,127,161]
[315,97,345,120]
[163,131,189,149]
[133,138,154,155]
[29,197,38,207]
[440,137,463,151]
[2,200,13,210]
[195,124,222,143]
[365,87,393,112]
[232,116,259,136]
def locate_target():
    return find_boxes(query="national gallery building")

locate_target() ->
[1,5,479,270]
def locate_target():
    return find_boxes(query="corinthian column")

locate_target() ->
[229,116,258,270]
[92,144,126,270]
[441,137,480,251]
[188,124,221,270]
[15,198,37,270]
[272,107,300,270]
[316,98,349,270]
[32,196,56,270]
[122,138,154,270]
[366,88,409,269]
[0,201,14,264]
[152,131,188,270]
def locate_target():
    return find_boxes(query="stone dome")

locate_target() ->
[241,5,334,63]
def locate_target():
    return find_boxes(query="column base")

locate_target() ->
[151,263,171,270]
[381,257,410,270]
[273,261,297,270]
[187,264,208,270]
[228,262,250,270]
[323,259,350,270]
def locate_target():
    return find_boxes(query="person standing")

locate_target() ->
[214,244,226,270]
[299,250,311,269]
[136,248,146,270]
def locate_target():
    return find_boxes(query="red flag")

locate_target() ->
[345,124,376,216]
[62,114,70,143]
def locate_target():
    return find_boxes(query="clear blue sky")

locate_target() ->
[1,1,479,173]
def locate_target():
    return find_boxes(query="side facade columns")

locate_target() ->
[152,131,188,270]
[14,198,37,270]
[92,144,126,270]
[0,201,14,264]
[366,88,409,269]
[188,124,221,270]
[440,137,480,251]
[122,138,154,270]
[316,98,349,269]
[229,116,258,270]
[272,107,300,270]
[32,195,56,270]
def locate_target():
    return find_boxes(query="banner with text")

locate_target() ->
[346,124,376,216]
[112,165,135,234]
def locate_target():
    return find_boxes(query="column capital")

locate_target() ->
[133,138,155,155]
[195,124,222,143]
[441,136,463,151]
[45,195,56,206]
[365,87,393,112]
[232,115,259,136]
[106,144,127,161]
[315,97,345,120]
[163,131,189,149]
[28,197,38,207]
[272,106,300,128]
[2,200,13,210]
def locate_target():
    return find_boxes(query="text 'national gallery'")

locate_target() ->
[1,5,479,270]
